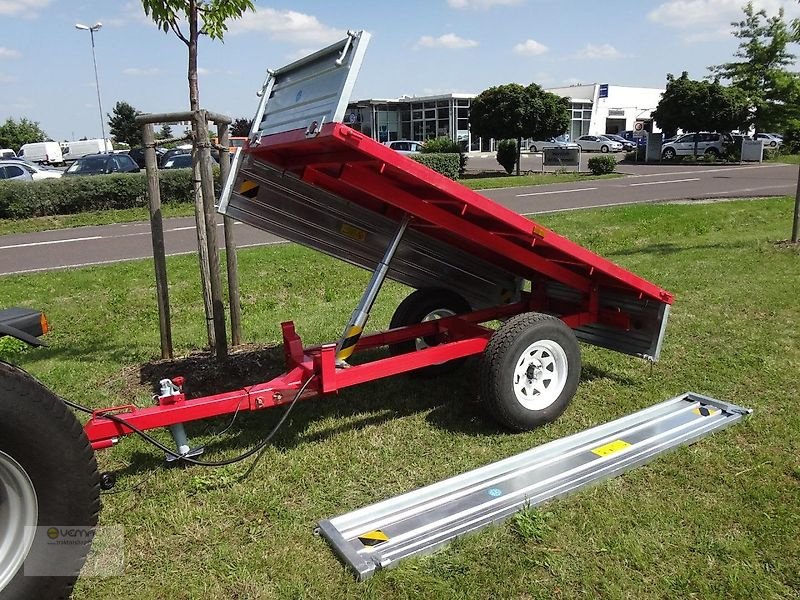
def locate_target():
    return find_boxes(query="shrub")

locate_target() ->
[496,139,517,175]
[422,136,468,177]
[763,147,782,161]
[0,169,209,219]
[409,153,460,180]
[781,121,800,154]
[587,155,617,175]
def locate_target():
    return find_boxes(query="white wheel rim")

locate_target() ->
[512,339,568,411]
[414,309,456,351]
[0,450,38,591]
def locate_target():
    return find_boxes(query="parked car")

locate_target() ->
[384,140,424,154]
[127,146,167,169]
[19,142,64,165]
[661,132,733,159]
[600,133,635,152]
[61,139,113,162]
[618,130,648,148]
[64,153,140,176]
[0,149,16,159]
[528,138,579,152]
[0,159,62,181]
[161,152,217,169]
[753,133,783,148]
[0,161,32,181]
[159,147,219,168]
[576,135,624,153]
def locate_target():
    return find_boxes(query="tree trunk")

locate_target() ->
[188,0,199,114]
[516,136,522,176]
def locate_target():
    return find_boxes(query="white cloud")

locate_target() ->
[415,33,479,49]
[573,43,625,60]
[447,0,525,9]
[0,73,15,83]
[197,67,211,76]
[513,39,548,56]
[649,0,800,30]
[228,8,344,44]
[286,47,315,61]
[0,47,21,59]
[123,67,163,76]
[0,0,50,17]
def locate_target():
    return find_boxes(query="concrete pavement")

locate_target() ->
[0,162,795,276]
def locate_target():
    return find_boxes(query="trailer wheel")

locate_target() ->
[0,361,100,600]
[388,288,471,376]
[480,313,580,431]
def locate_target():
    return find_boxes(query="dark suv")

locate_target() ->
[64,153,140,176]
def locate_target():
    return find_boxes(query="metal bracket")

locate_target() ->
[335,31,356,66]
[306,116,326,138]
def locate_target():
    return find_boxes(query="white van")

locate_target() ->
[19,142,64,165]
[0,149,16,159]
[62,139,113,162]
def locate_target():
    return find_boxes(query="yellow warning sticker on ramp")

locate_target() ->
[358,530,389,547]
[591,439,631,457]
[238,180,259,199]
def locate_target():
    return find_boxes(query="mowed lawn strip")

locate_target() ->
[1,197,798,599]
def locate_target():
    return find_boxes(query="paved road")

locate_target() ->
[0,162,795,276]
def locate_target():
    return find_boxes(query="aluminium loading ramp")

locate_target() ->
[219,30,675,362]
[318,392,751,581]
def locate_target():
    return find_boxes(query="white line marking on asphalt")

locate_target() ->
[628,178,700,187]
[622,163,787,178]
[516,187,597,197]
[0,240,287,276]
[0,236,102,250]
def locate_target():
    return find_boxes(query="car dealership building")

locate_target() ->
[345,83,664,152]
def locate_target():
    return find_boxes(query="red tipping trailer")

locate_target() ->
[83,30,673,452]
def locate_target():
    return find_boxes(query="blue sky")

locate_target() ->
[1,0,798,141]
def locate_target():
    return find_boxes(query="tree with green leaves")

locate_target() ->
[0,117,47,152]
[230,117,252,137]
[140,1,254,122]
[157,123,173,139]
[709,2,800,132]
[470,83,570,175]
[653,72,750,157]
[108,101,143,147]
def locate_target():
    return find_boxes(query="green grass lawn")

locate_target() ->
[767,153,800,164]
[0,173,620,236]
[1,198,798,599]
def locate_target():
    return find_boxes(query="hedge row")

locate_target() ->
[0,169,207,219]
[409,153,461,180]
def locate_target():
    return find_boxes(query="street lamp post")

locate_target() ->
[75,22,106,145]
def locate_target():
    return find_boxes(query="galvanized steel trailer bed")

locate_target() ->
[83,31,674,453]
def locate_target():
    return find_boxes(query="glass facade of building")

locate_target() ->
[346,94,596,152]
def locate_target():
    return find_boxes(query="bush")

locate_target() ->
[0,169,206,219]
[496,139,517,175]
[763,147,782,161]
[587,155,617,175]
[781,121,800,154]
[409,153,460,180]
[422,136,468,177]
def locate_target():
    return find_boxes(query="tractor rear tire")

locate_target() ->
[480,313,580,431]
[0,361,100,600]
[388,288,472,377]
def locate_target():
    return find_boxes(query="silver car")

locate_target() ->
[0,159,63,181]
[576,135,623,153]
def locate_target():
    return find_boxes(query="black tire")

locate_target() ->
[480,313,580,431]
[662,148,676,160]
[600,145,609,153]
[705,147,720,158]
[0,361,100,600]
[388,288,472,376]
[530,145,538,153]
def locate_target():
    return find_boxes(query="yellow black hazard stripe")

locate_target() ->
[239,180,259,199]
[336,325,362,361]
[358,529,389,547]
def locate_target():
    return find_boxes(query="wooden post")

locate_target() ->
[793,165,800,243]
[192,145,216,349]
[142,123,173,359]
[218,123,243,346]
[195,110,228,359]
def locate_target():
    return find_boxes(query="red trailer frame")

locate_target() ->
[83,31,673,453]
